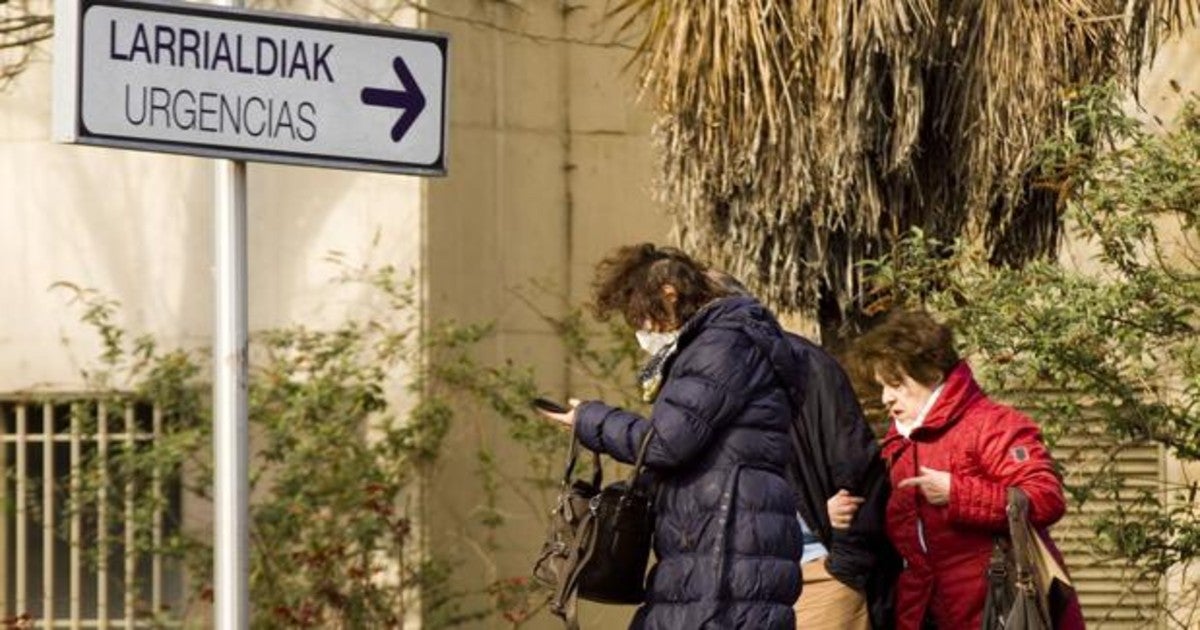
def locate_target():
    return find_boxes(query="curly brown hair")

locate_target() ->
[591,244,728,329]
[852,310,960,388]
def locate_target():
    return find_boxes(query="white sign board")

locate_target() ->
[55,0,448,175]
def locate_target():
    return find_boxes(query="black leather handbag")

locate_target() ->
[533,431,655,627]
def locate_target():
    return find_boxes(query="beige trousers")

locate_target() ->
[794,557,870,630]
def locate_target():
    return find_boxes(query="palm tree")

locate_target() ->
[615,0,1196,341]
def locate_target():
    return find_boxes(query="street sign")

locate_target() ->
[54,0,448,175]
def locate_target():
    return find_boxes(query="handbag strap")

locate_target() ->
[561,436,602,490]
[624,428,656,486]
[1006,487,1036,590]
[560,423,655,490]
[553,510,599,630]
[1005,487,1055,626]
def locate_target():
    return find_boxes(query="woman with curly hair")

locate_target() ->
[539,243,802,629]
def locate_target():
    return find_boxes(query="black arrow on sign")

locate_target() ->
[361,56,427,143]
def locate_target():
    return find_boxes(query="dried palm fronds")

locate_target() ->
[615,0,1196,325]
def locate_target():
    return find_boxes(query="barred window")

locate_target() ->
[1,397,185,628]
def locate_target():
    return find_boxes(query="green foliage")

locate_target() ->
[434,284,649,626]
[860,85,1200,625]
[49,258,649,629]
[54,267,462,628]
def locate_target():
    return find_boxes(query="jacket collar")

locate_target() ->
[881,361,983,455]
[657,295,785,377]
[894,382,944,438]
[675,295,763,345]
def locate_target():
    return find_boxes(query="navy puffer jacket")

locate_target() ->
[574,296,802,629]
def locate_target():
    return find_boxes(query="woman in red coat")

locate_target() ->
[845,310,1084,629]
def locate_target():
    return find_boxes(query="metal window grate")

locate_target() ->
[1,397,185,628]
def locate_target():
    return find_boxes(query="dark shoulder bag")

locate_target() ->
[982,487,1073,630]
[533,431,655,628]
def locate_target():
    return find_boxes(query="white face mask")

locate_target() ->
[635,329,679,355]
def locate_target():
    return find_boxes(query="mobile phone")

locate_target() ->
[531,397,570,414]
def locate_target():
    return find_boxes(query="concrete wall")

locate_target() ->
[423,1,666,627]
[3,0,667,626]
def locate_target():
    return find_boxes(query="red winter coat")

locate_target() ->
[880,362,1085,629]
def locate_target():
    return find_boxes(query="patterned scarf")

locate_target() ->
[637,339,680,403]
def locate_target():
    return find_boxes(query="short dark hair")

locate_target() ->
[852,310,959,387]
[591,244,727,328]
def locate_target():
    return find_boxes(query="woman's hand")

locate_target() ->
[898,466,952,506]
[827,489,865,530]
[537,398,582,431]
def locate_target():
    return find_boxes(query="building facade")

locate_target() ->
[2,1,1197,628]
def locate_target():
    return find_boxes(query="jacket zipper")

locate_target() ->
[911,439,929,554]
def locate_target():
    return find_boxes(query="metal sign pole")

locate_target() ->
[213,155,248,629]
[50,1,448,626]
[214,0,249,621]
